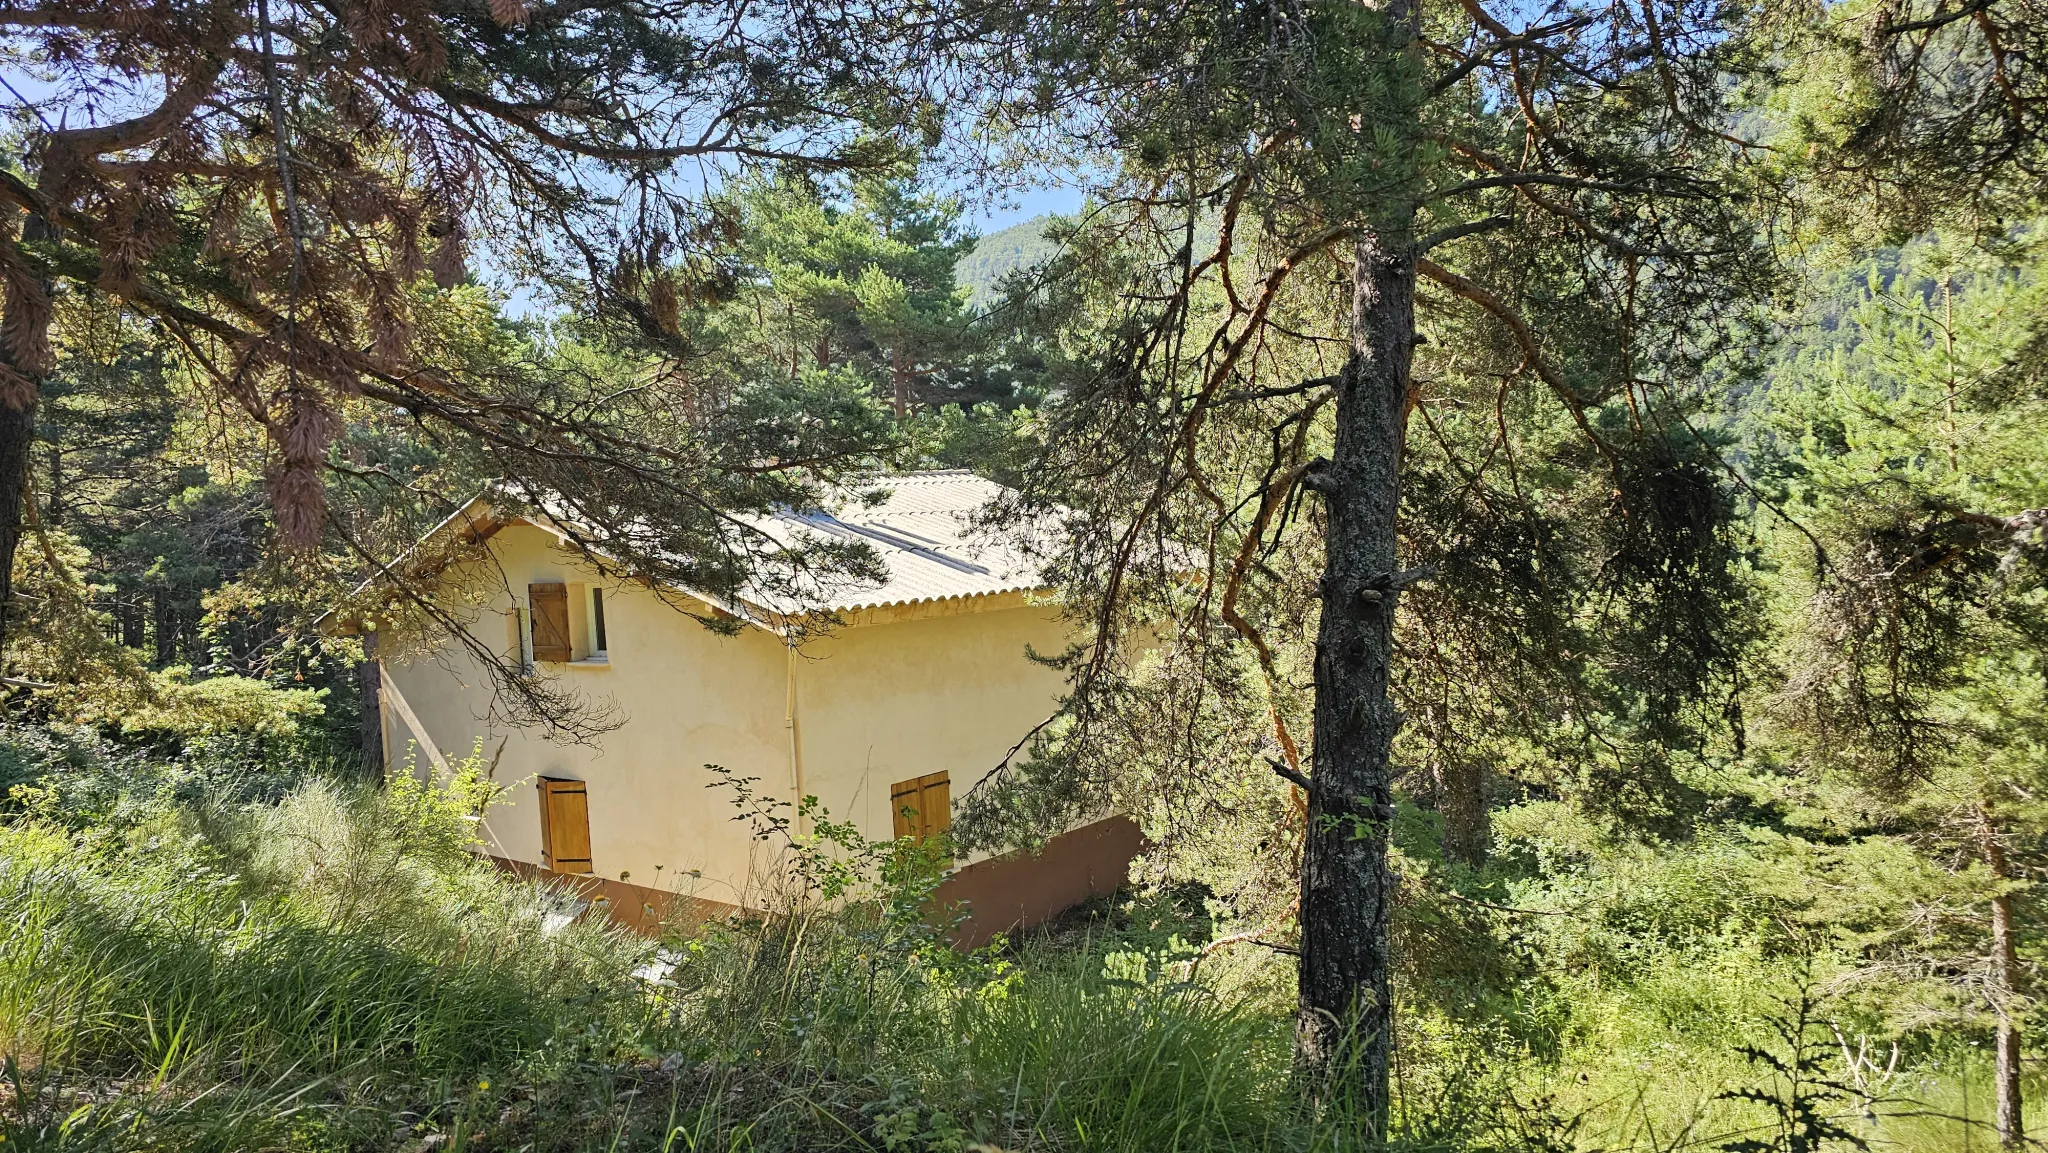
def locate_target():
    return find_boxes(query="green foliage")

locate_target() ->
[94,668,325,739]
[953,216,1065,308]
[907,402,1040,487]
[0,723,307,832]
[0,761,641,1151]
[1754,0,2048,237]
[7,3,2048,1147]
[0,518,332,759]
[1,754,1408,1152]
[4,684,2034,1153]
[1716,993,1871,1153]
[682,168,1039,421]
[1750,235,2048,790]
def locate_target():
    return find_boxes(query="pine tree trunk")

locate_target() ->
[1297,228,1416,1132]
[891,346,911,419]
[358,631,385,784]
[1994,926,2024,1150]
[0,400,36,650]
[45,440,62,525]
[1980,810,2025,1148]
[154,590,177,666]
[0,214,51,651]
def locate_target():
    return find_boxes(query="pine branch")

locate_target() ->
[1415,257,1618,463]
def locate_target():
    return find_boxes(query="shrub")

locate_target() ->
[0,756,644,1150]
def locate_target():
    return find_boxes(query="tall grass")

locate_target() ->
[636,906,1323,1152]
[0,846,584,1079]
[0,770,644,1150]
[956,955,1299,1149]
[6,755,1997,1152]
[0,764,1384,1151]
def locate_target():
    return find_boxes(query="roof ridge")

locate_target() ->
[883,469,980,482]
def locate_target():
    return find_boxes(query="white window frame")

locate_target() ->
[586,587,609,662]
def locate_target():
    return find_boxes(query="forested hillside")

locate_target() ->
[2,0,2046,1148]
[955,216,1063,306]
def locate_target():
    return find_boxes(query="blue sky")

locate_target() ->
[962,182,1086,235]
[1,55,1084,321]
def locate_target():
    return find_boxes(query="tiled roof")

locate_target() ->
[746,471,1045,613]
[342,472,1047,631]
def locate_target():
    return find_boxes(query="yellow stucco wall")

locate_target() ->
[382,523,1069,909]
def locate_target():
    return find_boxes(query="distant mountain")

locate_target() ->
[955,215,1062,306]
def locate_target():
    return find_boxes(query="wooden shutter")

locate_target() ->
[920,773,951,840]
[890,772,952,842]
[537,777,592,873]
[890,777,918,839]
[529,583,571,663]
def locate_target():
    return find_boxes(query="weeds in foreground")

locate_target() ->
[1,759,1407,1151]
[0,749,1957,1152]
[1714,994,1870,1153]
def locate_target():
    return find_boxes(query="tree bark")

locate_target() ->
[0,213,52,652]
[891,345,911,419]
[359,631,385,784]
[0,400,36,650]
[1979,809,2025,1148]
[118,600,144,649]
[1297,228,1416,1132]
[153,590,178,666]
[45,440,62,526]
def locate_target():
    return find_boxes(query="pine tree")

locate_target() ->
[1765,0,2048,229]
[957,0,1778,1123]
[714,171,981,419]
[0,0,949,654]
[1752,237,2048,1148]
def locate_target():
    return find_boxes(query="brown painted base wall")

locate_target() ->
[488,814,1145,947]
[934,815,1147,948]
[489,856,742,936]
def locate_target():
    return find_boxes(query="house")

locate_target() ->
[357,471,1141,943]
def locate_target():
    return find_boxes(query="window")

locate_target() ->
[890,772,951,842]
[528,583,571,663]
[590,588,608,657]
[537,777,593,873]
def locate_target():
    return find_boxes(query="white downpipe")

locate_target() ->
[785,640,806,838]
